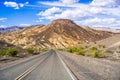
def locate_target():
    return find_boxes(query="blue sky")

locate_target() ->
[0,0,120,28]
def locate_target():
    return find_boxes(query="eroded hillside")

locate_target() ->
[0,19,113,48]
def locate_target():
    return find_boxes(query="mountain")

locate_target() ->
[93,27,120,33]
[0,26,25,33]
[0,19,113,48]
[0,40,14,49]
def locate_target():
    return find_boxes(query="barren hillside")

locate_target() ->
[0,19,113,48]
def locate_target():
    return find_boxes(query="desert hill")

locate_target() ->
[0,19,113,48]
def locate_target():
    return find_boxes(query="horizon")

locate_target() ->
[0,0,120,29]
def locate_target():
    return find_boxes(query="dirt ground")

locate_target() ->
[59,51,120,80]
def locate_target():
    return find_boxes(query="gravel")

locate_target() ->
[59,51,120,80]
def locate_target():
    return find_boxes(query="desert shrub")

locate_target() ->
[99,45,106,48]
[0,48,18,57]
[42,48,48,52]
[85,46,88,48]
[57,48,63,51]
[76,48,85,55]
[67,47,77,53]
[89,47,105,58]
[37,48,47,53]
[89,47,98,58]
[102,45,106,48]
[89,47,97,51]
[97,50,105,58]
[25,47,34,54]
[67,46,85,56]
[0,50,6,56]
[90,50,98,58]
[6,48,18,57]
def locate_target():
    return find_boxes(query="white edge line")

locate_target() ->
[56,51,77,80]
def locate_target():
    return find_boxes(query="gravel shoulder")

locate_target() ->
[59,51,120,80]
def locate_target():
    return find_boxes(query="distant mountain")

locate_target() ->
[93,27,120,33]
[0,26,25,32]
[0,19,113,48]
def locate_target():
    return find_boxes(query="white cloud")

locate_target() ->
[37,7,62,17]
[0,18,7,22]
[60,0,79,4]
[90,0,119,7]
[25,2,29,5]
[75,17,120,28]
[4,1,29,9]
[19,3,24,7]
[4,1,19,9]
[0,25,7,28]
[40,1,87,8]
[83,17,116,24]
[39,0,80,7]
[37,0,120,28]
[20,24,31,27]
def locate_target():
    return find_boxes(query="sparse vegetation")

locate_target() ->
[89,47,105,58]
[76,48,85,56]
[25,47,47,54]
[89,47,98,51]
[67,47,76,53]
[25,47,35,54]
[66,46,105,58]
[57,48,63,51]
[0,50,6,56]
[0,48,18,57]
[98,45,106,48]
[97,50,105,58]
[6,48,18,57]
[67,46,85,56]
[37,48,48,53]
[85,45,89,48]
[90,50,98,58]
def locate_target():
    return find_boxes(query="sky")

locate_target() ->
[0,0,120,28]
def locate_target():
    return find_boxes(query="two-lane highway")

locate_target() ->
[0,50,77,80]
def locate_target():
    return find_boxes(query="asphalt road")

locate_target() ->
[0,50,76,80]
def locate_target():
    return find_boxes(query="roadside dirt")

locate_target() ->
[59,51,120,80]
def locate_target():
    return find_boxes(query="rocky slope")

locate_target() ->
[0,19,113,48]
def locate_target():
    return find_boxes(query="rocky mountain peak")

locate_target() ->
[47,19,79,28]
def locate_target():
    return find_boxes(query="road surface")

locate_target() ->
[0,50,76,80]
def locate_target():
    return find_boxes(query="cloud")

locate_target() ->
[90,0,120,7]
[20,24,31,27]
[37,0,120,28]
[60,0,79,4]
[39,0,79,7]
[84,17,116,24]
[75,17,120,28]
[4,1,19,9]
[0,18,7,22]
[4,1,29,9]
[19,3,24,7]
[37,7,62,18]
[0,25,7,28]
[39,1,86,8]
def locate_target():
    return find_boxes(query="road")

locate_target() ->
[0,50,77,80]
